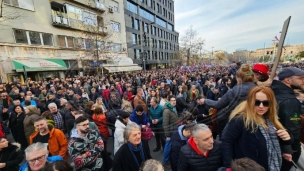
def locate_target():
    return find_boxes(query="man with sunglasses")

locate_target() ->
[19,142,63,171]
[271,67,304,170]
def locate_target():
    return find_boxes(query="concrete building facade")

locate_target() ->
[0,0,135,83]
[124,0,179,70]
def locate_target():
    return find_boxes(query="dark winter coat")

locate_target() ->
[113,139,152,171]
[8,112,28,150]
[271,80,302,162]
[0,143,23,171]
[170,125,188,171]
[222,116,293,171]
[177,140,223,171]
[162,104,179,137]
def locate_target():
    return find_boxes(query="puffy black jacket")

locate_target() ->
[177,141,223,171]
[170,125,188,171]
[271,80,302,153]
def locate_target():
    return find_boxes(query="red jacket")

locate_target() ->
[102,89,110,100]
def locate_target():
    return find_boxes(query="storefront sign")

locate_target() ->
[12,59,67,72]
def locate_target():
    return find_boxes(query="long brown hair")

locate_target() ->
[230,86,284,131]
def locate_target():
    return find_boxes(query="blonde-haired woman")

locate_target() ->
[222,87,292,171]
[202,64,257,135]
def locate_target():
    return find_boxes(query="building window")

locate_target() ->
[14,29,28,44]
[83,11,97,26]
[156,17,166,28]
[147,0,152,7]
[58,36,74,48]
[111,21,120,32]
[42,33,53,46]
[144,23,148,33]
[168,23,173,31]
[157,3,159,12]
[131,17,134,28]
[29,31,41,45]
[110,1,119,12]
[139,8,154,22]
[159,29,162,38]
[138,35,141,45]
[127,1,138,14]
[14,29,54,46]
[134,19,139,30]
[3,0,34,11]
[76,38,86,49]
[132,33,137,44]
[136,49,141,59]
[109,43,122,52]
[67,5,83,21]
[152,26,156,35]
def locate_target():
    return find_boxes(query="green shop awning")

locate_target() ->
[13,59,67,72]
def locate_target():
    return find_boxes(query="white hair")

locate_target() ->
[48,102,57,109]
[124,122,141,142]
[25,142,48,158]
[191,124,210,137]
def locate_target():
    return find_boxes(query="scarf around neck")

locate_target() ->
[258,119,282,171]
[165,102,176,113]
[127,142,145,168]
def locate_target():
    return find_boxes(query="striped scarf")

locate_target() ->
[258,119,282,171]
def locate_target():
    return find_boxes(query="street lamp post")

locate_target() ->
[141,51,148,73]
[211,47,214,64]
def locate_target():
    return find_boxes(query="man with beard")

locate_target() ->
[69,116,105,171]
[29,117,69,160]
[271,67,304,170]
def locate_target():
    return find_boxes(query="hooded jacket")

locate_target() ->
[0,142,23,171]
[68,129,104,171]
[19,155,63,171]
[29,125,69,161]
[177,137,223,171]
[271,80,302,153]
[170,125,188,171]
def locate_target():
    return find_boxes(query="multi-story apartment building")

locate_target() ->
[124,0,179,70]
[0,0,140,83]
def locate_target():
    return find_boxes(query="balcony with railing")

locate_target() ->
[71,0,106,12]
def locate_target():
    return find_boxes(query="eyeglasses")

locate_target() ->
[255,100,269,107]
[78,123,89,127]
[28,153,47,164]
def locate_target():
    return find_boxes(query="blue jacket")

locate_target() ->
[21,99,37,107]
[170,125,188,171]
[222,116,293,170]
[149,104,163,128]
[19,155,63,171]
[130,109,150,128]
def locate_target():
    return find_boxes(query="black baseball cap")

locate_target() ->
[278,67,304,80]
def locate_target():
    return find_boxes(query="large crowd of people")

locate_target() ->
[0,61,303,171]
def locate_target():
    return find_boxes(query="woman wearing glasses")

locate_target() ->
[222,87,293,171]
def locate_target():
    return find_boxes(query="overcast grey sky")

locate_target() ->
[174,0,304,53]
